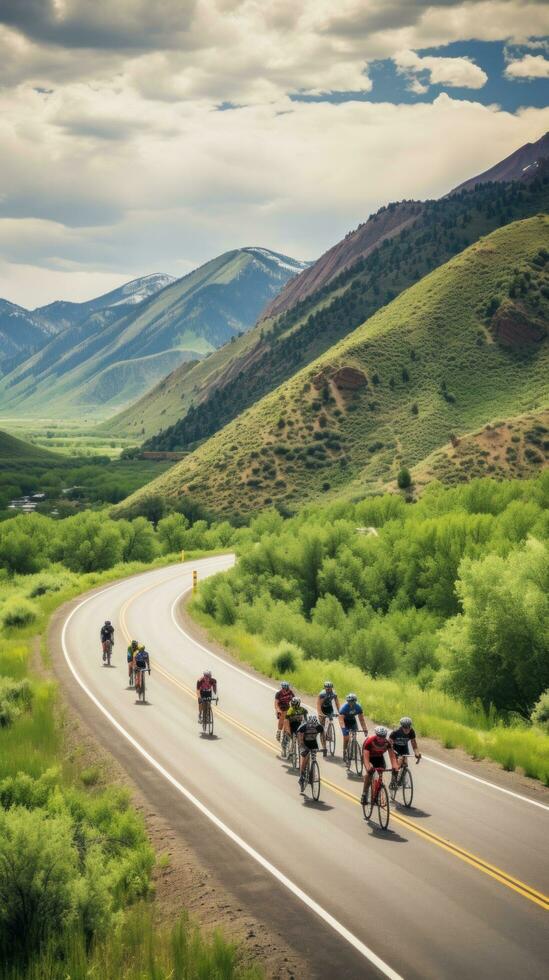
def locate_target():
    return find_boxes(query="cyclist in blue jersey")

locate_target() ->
[338,693,368,762]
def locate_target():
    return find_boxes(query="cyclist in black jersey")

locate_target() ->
[316,681,340,757]
[389,716,421,780]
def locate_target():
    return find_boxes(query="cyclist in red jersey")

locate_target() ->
[274,681,294,741]
[197,670,217,723]
[361,726,398,806]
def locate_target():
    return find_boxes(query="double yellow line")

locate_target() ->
[118,573,549,913]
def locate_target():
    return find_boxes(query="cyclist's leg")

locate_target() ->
[277,708,287,737]
[342,726,350,758]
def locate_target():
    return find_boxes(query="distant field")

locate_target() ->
[0,418,136,458]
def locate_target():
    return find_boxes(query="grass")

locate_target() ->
[190,606,549,786]
[121,216,549,518]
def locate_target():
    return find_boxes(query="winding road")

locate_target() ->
[55,556,549,979]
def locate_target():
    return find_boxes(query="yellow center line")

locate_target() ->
[117,572,549,913]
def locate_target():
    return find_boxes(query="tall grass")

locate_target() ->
[0,908,262,980]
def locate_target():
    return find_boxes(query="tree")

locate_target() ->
[438,539,549,716]
[118,518,158,563]
[397,467,412,490]
[157,513,189,554]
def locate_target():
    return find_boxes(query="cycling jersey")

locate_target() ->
[197,676,217,694]
[297,720,323,745]
[318,690,338,714]
[275,687,294,710]
[127,646,137,663]
[135,651,149,670]
[100,625,114,643]
[287,705,308,730]
[363,734,390,767]
[390,726,416,755]
[339,701,363,732]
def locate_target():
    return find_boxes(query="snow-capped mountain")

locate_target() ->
[33,273,176,331]
[0,299,60,375]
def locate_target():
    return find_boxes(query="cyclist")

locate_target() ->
[285,697,308,745]
[133,644,150,694]
[338,693,368,762]
[127,639,139,683]
[100,620,114,662]
[316,681,340,757]
[274,681,294,741]
[390,716,421,779]
[197,670,217,723]
[297,714,324,791]
[361,726,398,806]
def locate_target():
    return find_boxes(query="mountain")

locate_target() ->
[0,300,60,375]
[262,201,422,321]
[0,248,307,419]
[0,427,59,465]
[117,216,549,517]
[34,274,175,332]
[127,160,549,449]
[451,132,549,194]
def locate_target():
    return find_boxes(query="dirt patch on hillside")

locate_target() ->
[491,301,546,348]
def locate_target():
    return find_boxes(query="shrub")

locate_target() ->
[273,646,297,675]
[397,466,412,490]
[531,689,549,733]
[1,598,37,629]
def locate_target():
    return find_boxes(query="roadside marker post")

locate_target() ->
[192,570,198,593]
[180,550,185,562]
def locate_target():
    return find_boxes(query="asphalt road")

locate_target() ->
[57,556,549,980]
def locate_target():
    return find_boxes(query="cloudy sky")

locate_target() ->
[0,1,548,308]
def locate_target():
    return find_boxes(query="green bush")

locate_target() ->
[2,599,37,629]
[397,466,412,489]
[531,689,549,733]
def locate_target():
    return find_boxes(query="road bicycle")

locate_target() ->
[128,662,135,688]
[389,755,419,808]
[343,729,364,775]
[323,715,336,757]
[362,767,390,829]
[102,639,113,667]
[200,696,218,736]
[135,667,150,704]
[301,748,321,801]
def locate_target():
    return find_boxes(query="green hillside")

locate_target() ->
[0,429,59,465]
[133,169,549,451]
[0,248,305,420]
[118,217,549,517]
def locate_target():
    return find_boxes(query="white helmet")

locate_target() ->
[375,725,388,738]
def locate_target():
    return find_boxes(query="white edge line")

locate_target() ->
[170,579,549,814]
[60,573,403,980]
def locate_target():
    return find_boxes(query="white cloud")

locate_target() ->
[0,1,548,306]
[394,49,488,90]
[505,54,549,79]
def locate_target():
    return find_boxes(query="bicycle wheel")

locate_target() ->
[139,675,146,703]
[362,785,374,820]
[290,737,299,770]
[202,704,208,734]
[129,667,134,688]
[377,784,390,829]
[281,731,289,758]
[401,767,414,807]
[352,739,363,776]
[326,721,336,757]
[309,759,321,801]
[207,705,214,737]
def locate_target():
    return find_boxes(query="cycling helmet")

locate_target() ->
[375,725,388,738]
[138,644,145,652]
[308,715,319,725]
[131,639,138,649]
[324,681,333,689]
[346,692,357,702]
[290,697,300,707]
[105,620,111,625]
[204,670,212,677]
[280,681,290,689]
[400,716,413,729]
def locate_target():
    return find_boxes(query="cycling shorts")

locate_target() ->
[341,720,358,736]
[393,748,410,758]
[320,704,334,718]
[301,739,318,756]
[366,755,386,770]
[289,718,303,734]
[198,689,213,700]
